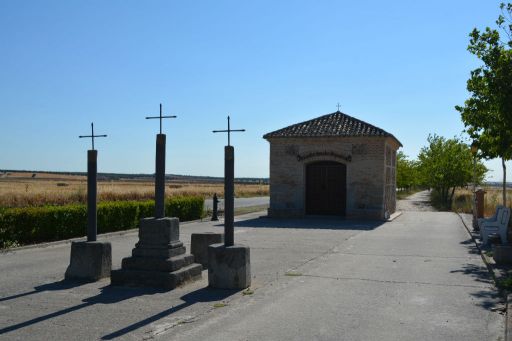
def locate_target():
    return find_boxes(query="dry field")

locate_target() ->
[0,172,268,208]
[452,187,512,216]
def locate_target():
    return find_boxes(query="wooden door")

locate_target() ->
[306,161,346,215]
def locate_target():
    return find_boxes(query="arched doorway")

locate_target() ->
[306,161,346,216]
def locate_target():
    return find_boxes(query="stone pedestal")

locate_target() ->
[493,244,512,265]
[111,217,202,290]
[191,233,224,269]
[208,243,251,289]
[65,241,112,281]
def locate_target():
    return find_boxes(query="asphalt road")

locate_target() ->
[204,196,269,210]
[0,192,504,340]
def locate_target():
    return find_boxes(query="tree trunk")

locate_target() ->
[503,158,507,206]
[449,187,456,208]
[443,187,449,207]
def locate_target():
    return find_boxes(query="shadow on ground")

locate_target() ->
[101,286,237,339]
[0,280,238,339]
[459,238,483,255]
[232,216,385,231]
[0,279,85,303]
[450,261,503,310]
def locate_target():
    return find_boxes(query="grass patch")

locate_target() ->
[497,276,512,291]
[213,302,227,308]
[242,288,254,295]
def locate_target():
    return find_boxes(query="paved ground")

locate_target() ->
[0,191,504,340]
[396,190,436,212]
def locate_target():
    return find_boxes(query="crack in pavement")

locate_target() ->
[330,251,478,260]
[299,273,493,289]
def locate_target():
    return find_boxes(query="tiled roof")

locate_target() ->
[263,111,400,144]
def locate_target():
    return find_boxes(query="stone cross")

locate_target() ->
[146,103,177,218]
[336,103,341,111]
[212,116,245,246]
[79,122,107,150]
[212,116,245,146]
[79,122,107,242]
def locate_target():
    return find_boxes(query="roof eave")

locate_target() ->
[264,134,393,140]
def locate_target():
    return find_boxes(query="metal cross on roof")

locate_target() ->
[146,103,177,134]
[79,122,107,150]
[336,103,341,111]
[212,116,245,146]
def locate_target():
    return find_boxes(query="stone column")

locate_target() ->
[155,134,166,218]
[208,145,251,290]
[87,150,97,242]
[66,148,111,282]
[224,146,234,246]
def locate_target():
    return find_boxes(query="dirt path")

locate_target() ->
[397,190,436,212]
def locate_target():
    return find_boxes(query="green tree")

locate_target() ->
[418,135,487,208]
[396,151,421,190]
[456,3,512,205]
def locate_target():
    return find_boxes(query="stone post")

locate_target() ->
[155,134,166,218]
[87,150,97,242]
[224,146,234,246]
[66,134,111,282]
[212,193,219,221]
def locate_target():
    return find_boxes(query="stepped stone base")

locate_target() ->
[111,217,202,290]
[111,264,202,290]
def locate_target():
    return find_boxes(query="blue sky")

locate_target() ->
[0,0,508,180]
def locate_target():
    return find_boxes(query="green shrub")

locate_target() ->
[97,201,139,234]
[0,196,204,248]
[166,196,205,221]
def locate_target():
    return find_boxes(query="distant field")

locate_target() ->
[451,187,512,215]
[0,172,269,208]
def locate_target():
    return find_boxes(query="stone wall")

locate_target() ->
[384,142,397,218]
[267,136,399,219]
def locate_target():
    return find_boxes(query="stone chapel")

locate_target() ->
[263,110,402,220]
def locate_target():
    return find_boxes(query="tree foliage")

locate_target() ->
[456,2,512,204]
[396,151,421,190]
[417,135,487,208]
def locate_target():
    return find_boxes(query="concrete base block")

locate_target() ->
[208,243,251,289]
[65,241,112,281]
[493,245,512,264]
[191,233,224,269]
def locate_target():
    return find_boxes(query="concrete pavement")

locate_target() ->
[0,192,504,340]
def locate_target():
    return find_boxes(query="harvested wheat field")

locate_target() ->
[0,172,268,208]
[451,187,512,216]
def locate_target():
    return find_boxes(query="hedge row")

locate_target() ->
[0,196,204,248]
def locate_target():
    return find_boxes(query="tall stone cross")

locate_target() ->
[146,103,177,218]
[79,122,107,242]
[213,116,245,246]
[336,103,341,111]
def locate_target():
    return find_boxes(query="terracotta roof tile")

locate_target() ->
[263,111,400,145]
